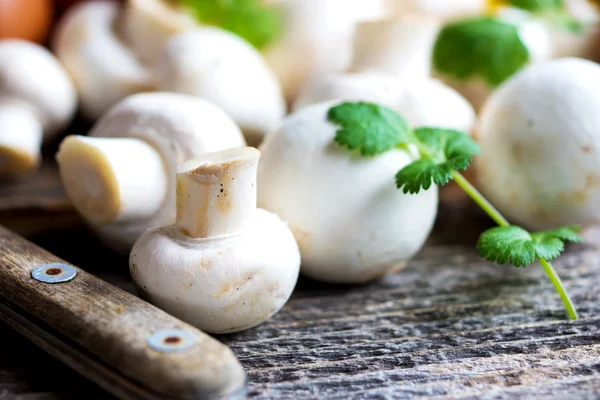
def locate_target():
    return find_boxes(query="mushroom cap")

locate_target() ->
[130,208,300,333]
[258,101,439,284]
[476,58,600,230]
[0,39,76,137]
[120,0,198,64]
[154,27,286,145]
[89,92,246,253]
[52,1,152,119]
[293,72,475,133]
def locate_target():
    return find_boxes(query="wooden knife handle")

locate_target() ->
[0,225,246,400]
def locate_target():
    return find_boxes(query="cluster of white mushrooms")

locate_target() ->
[1,0,599,333]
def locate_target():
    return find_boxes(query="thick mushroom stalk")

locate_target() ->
[264,0,395,102]
[56,92,246,254]
[130,147,301,333]
[121,0,198,64]
[0,40,77,178]
[349,15,441,79]
[56,136,168,225]
[176,148,258,239]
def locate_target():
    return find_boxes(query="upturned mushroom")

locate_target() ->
[257,101,438,284]
[0,39,76,178]
[263,0,394,102]
[56,92,246,253]
[53,1,152,119]
[130,146,300,333]
[476,57,600,230]
[120,0,198,64]
[293,16,475,133]
[154,27,286,145]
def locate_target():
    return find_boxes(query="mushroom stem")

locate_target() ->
[56,135,168,225]
[0,101,43,177]
[349,15,441,79]
[176,147,260,239]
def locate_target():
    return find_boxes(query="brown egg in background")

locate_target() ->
[0,0,53,43]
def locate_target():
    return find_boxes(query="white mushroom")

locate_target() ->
[263,0,394,102]
[257,101,438,284]
[53,1,152,119]
[293,16,475,134]
[476,58,600,230]
[56,92,246,253]
[0,39,76,178]
[130,146,300,333]
[120,0,198,64]
[154,27,286,145]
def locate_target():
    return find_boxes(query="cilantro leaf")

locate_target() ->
[394,128,479,194]
[180,0,281,49]
[433,17,530,87]
[531,226,583,260]
[328,102,411,156]
[477,226,536,267]
[477,225,583,267]
[507,0,562,11]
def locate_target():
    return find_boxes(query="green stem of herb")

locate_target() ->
[539,258,579,320]
[451,171,509,227]
[451,171,578,320]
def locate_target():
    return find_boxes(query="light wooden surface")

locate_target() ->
[2,188,600,399]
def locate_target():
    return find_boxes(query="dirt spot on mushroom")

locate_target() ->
[183,282,193,289]
[290,226,311,248]
[585,173,600,190]
[558,190,588,205]
[581,144,593,153]
[115,304,126,315]
[199,258,212,270]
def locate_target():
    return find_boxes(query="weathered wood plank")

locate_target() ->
[1,191,600,399]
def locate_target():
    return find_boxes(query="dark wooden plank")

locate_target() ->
[0,226,246,400]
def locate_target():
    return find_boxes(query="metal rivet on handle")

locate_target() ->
[147,329,196,353]
[31,263,77,284]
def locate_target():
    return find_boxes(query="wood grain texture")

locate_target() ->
[1,190,600,399]
[0,225,246,400]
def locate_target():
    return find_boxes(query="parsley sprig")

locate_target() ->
[328,101,582,320]
[179,0,282,50]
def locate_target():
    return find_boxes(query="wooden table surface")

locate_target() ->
[1,163,600,399]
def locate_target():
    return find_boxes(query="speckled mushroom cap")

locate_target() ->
[476,58,600,230]
[88,92,246,253]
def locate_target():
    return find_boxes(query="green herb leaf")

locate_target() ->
[477,225,583,267]
[507,0,562,11]
[395,128,479,194]
[477,226,536,267]
[328,102,411,156]
[531,226,583,260]
[180,0,281,49]
[433,17,530,87]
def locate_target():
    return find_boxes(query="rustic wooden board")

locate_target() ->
[1,194,600,399]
